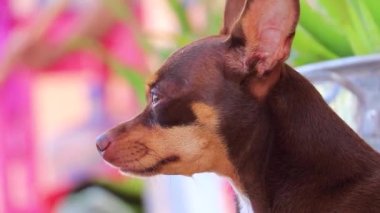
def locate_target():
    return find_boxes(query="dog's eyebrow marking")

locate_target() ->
[147,72,160,88]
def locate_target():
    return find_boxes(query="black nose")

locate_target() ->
[96,134,111,152]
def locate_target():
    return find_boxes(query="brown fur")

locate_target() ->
[97,0,380,212]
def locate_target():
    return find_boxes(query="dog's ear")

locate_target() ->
[228,0,300,77]
[220,0,246,35]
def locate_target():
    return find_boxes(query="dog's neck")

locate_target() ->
[227,64,380,212]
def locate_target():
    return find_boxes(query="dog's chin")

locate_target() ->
[118,155,180,177]
[120,167,159,177]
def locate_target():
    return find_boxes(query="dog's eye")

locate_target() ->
[151,92,160,106]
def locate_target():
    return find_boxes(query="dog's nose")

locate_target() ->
[96,134,112,152]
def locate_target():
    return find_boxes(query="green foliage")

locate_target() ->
[293,0,380,65]
[96,178,144,198]
[107,56,146,105]
[168,0,192,34]
[95,178,144,213]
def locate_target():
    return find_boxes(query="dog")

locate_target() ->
[96,0,380,212]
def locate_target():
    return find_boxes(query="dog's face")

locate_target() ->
[97,37,249,177]
[97,0,299,180]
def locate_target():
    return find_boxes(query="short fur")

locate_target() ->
[97,1,380,212]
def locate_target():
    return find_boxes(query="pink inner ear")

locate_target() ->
[242,0,299,76]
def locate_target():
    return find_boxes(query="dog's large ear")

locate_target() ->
[228,0,300,77]
[221,0,246,35]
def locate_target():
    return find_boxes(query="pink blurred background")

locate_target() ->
[1,0,379,212]
[0,0,237,212]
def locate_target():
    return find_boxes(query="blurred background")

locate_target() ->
[0,0,379,212]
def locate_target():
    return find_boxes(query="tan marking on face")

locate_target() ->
[102,102,242,188]
[191,102,219,127]
[147,72,159,87]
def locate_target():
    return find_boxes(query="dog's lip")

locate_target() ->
[120,155,179,176]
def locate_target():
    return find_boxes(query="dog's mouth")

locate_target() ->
[120,155,179,176]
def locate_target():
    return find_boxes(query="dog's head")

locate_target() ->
[97,0,299,181]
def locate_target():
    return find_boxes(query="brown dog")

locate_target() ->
[97,0,380,212]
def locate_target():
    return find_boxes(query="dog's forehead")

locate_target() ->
[152,36,226,87]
